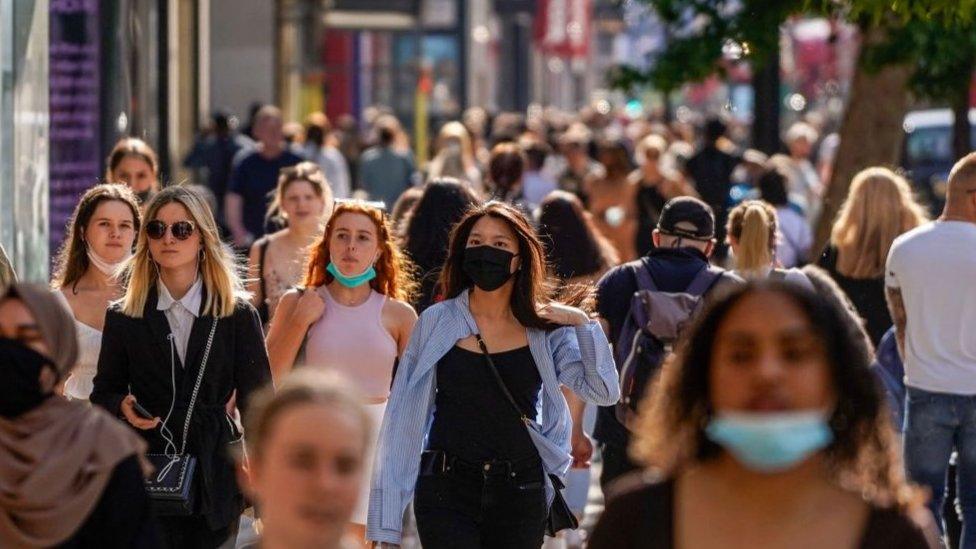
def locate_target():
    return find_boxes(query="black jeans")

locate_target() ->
[414,452,548,549]
[599,442,640,496]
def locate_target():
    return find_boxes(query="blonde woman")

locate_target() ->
[51,184,141,401]
[726,200,813,290]
[91,186,273,548]
[427,120,481,187]
[818,167,928,345]
[247,162,333,323]
[106,137,162,205]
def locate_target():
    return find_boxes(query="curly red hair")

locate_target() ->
[304,202,417,302]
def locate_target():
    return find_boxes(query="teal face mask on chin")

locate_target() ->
[705,409,834,473]
[326,261,377,288]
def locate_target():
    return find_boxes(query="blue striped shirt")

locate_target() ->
[366,290,620,544]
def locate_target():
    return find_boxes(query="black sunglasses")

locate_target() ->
[146,220,196,240]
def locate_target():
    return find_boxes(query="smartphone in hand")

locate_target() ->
[132,401,155,420]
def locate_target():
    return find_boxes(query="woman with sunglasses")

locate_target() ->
[91,186,273,548]
[247,162,333,324]
[266,200,417,544]
[366,202,620,549]
[51,184,141,401]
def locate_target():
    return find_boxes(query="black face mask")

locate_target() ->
[0,337,54,418]
[135,190,154,204]
[462,245,516,292]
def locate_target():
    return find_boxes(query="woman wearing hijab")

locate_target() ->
[0,283,156,548]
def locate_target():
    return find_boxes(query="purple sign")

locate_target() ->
[49,0,101,254]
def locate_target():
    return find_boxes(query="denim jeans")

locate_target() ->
[414,455,547,549]
[904,386,976,548]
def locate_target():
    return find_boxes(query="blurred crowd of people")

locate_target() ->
[4,96,976,549]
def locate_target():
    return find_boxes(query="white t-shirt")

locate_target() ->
[886,221,976,394]
[776,206,813,268]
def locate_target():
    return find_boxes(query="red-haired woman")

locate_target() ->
[265,201,418,542]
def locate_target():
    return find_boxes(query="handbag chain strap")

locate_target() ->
[474,333,530,426]
[176,318,218,455]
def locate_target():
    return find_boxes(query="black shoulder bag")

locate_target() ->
[474,334,579,537]
[145,318,218,516]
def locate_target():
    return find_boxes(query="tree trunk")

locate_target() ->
[813,30,913,253]
[952,84,971,162]
[751,39,782,155]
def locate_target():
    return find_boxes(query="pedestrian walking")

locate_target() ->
[51,184,141,401]
[265,200,418,543]
[685,118,739,259]
[556,123,604,200]
[225,105,304,246]
[486,142,531,215]
[820,166,928,347]
[237,370,373,549]
[358,116,416,209]
[401,178,480,313]
[587,138,640,262]
[106,137,162,206]
[303,112,352,200]
[726,200,813,289]
[630,134,698,257]
[182,111,248,218]
[589,281,938,549]
[593,196,740,492]
[0,283,157,548]
[886,152,976,545]
[366,202,620,548]
[519,138,557,211]
[91,186,273,548]
[757,165,812,269]
[246,162,333,324]
[537,190,618,285]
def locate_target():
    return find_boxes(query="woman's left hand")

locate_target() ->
[538,302,589,326]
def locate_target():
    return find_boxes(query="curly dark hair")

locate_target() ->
[631,280,916,508]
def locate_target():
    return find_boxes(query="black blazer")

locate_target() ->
[91,288,272,530]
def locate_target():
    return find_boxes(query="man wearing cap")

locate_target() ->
[593,196,742,492]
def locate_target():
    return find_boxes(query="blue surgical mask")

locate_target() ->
[705,410,834,473]
[327,261,376,288]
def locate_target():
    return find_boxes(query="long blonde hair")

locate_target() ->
[121,186,246,318]
[830,167,928,279]
[727,200,777,276]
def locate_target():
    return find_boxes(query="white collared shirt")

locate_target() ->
[157,277,203,366]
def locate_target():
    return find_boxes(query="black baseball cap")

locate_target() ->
[657,197,715,239]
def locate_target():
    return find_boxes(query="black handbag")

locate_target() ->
[144,318,218,516]
[473,333,580,537]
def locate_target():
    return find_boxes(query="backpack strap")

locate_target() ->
[685,264,724,296]
[631,257,658,293]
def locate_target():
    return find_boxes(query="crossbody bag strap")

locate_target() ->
[474,333,530,426]
[177,318,218,455]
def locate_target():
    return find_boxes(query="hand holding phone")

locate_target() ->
[121,394,160,430]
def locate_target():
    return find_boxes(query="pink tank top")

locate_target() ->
[303,287,398,400]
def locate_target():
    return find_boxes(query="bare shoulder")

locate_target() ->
[384,298,418,323]
[278,288,304,307]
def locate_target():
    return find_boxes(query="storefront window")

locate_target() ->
[0,0,49,282]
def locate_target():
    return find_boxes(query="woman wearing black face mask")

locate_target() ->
[0,283,157,548]
[366,202,621,549]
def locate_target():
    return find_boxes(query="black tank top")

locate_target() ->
[427,345,541,462]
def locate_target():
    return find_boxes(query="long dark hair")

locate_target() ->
[440,201,557,329]
[52,184,142,290]
[404,179,480,275]
[537,191,618,280]
[632,281,914,507]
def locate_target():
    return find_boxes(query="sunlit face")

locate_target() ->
[281,180,325,227]
[113,155,157,194]
[84,200,136,263]
[789,137,812,159]
[254,115,284,147]
[0,298,57,392]
[709,290,834,413]
[246,403,366,548]
[328,212,380,277]
[147,202,203,271]
[465,215,521,274]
